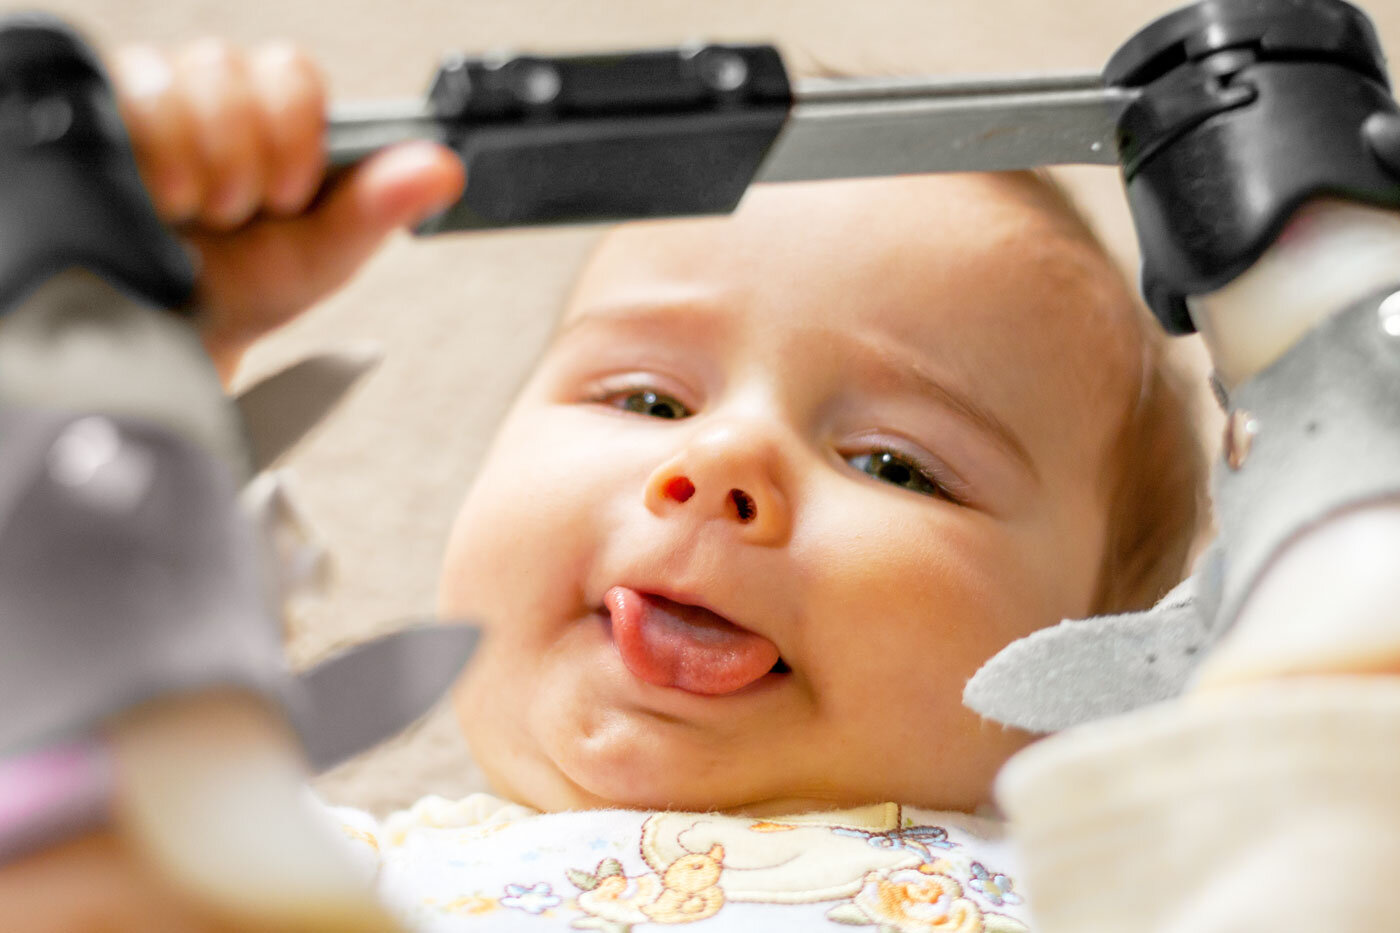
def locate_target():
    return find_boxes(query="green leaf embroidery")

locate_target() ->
[825,902,875,925]
[567,868,599,891]
[598,858,624,878]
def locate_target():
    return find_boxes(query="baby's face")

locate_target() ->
[441,174,1139,814]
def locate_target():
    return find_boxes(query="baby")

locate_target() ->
[8,38,1203,930]
[439,169,1202,820]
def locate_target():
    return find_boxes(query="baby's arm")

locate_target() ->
[111,39,464,380]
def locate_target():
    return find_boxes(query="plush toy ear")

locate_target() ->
[962,573,1211,733]
[234,345,382,472]
[289,622,481,773]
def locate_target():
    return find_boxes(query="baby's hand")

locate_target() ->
[112,41,465,379]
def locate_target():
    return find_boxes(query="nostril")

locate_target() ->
[730,488,756,523]
[664,476,696,503]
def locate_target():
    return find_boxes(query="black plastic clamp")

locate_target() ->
[1105,0,1400,334]
[417,44,793,232]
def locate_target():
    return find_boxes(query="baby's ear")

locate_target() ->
[233,345,382,472]
[962,573,1209,733]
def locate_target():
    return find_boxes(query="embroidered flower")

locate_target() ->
[827,866,987,932]
[501,881,561,915]
[967,862,1022,908]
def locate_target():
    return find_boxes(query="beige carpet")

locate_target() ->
[37,0,1400,813]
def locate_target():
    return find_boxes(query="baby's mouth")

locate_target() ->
[603,586,786,695]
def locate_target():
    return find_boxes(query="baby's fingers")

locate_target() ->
[112,46,201,223]
[176,40,267,230]
[192,140,463,371]
[248,42,326,217]
[115,40,331,231]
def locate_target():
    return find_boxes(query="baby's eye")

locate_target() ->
[612,389,691,420]
[848,450,948,500]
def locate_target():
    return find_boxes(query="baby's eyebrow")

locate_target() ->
[556,298,729,341]
[842,331,1039,481]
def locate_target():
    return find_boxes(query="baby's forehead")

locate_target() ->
[561,174,1144,478]
[572,174,1102,306]
[567,175,1134,365]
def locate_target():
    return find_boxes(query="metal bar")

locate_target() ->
[757,72,1138,181]
[321,70,1140,229]
[325,98,441,166]
[793,71,1115,103]
[324,72,1138,180]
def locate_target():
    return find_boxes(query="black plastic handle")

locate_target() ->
[416,45,794,231]
[1104,0,1400,333]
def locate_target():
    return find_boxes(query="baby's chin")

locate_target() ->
[523,714,1011,816]
[538,712,767,812]
[508,753,908,817]
[513,715,908,817]
[478,706,994,816]
[481,705,811,814]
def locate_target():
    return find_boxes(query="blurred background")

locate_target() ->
[27,0,1400,812]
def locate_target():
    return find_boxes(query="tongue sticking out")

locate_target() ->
[604,586,781,695]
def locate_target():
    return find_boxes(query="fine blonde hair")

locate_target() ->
[1025,170,1207,613]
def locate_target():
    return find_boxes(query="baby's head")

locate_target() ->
[439,172,1202,815]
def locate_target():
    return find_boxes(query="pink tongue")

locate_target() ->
[605,586,781,695]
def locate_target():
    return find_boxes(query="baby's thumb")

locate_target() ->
[308,141,464,268]
[339,140,465,234]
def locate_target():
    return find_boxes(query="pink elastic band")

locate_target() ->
[0,738,113,863]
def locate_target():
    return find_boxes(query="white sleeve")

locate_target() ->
[997,678,1400,932]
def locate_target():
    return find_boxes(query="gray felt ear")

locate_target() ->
[963,577,1209,733]
[234,345,382,472]
[290,622,481,773]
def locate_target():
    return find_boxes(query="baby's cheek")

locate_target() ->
[437,503,491,619]
[436,450,559,619]
[436,411,619,624]
[797,519,1051,749]
[930,511,1088,645]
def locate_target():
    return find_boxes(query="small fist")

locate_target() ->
[114,39,329,230]
[110,40,465,378]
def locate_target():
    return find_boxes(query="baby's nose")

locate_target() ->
[643,425,790,545]
[660,474,757,523]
